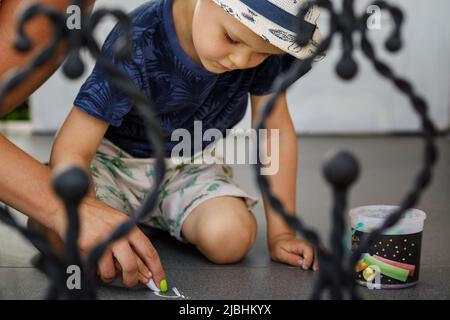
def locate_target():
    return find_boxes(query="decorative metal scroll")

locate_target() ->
[0,0,439,299]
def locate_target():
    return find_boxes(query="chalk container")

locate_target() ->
[349,205,426,289]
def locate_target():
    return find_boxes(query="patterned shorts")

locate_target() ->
[90,139,260,242]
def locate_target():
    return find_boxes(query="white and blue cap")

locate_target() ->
[212,0,323,60]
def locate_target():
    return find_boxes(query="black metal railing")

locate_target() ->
[0,0,439,299]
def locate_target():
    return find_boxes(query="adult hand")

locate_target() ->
[51,197,167,289]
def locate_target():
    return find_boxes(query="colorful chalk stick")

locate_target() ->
[363,255,409,282]
[372,255,415,277]
[355,260,369,273]
[363,267,377,281]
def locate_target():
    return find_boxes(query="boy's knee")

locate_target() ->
[197,209,257,264]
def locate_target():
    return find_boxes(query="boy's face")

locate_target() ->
[191,0,286,73]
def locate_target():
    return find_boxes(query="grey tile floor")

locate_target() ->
[0,132,449,300]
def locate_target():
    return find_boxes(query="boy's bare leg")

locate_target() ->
[181,196,257,264]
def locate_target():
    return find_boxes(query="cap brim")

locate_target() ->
[212,0,324,60]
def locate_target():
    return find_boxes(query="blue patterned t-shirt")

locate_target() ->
[74,0,309,158]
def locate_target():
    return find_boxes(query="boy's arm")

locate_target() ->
[50,107,167,288]
[50,107,107,197]
[250,93,318,271]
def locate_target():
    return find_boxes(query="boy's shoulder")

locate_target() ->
[118,0,166,40]
[104,0,165,51]
[129,0,164,26]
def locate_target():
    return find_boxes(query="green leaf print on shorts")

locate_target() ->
[158,186,171,213]
[154,168,177,213]
[146,167,175,178]
[207,183,221,192]
[106,185,131,207]
[91,166,101,178]
[98,155,134,179]
[221,165,233,177]
[177,175,199,196]
[96,193,111,203]
[145,168,155,178]
[143,185,169,213]
[111,156,134,179]
[97,156,118,177]
[214,174,231,184]
[182,165,213,176]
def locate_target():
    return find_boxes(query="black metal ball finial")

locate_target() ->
[63,53,85,79]
[385,34,402,52]
[323,150,360,189]
[53,166,89,203]
[336,54,358,80]
[14,35,32,52]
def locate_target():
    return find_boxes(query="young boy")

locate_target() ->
[50,0,322,290]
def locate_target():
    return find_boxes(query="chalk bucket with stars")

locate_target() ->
[349,205,427,289]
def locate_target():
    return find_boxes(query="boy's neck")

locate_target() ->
[173,0,202,66]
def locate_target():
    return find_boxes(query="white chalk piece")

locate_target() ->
[173,287,181,297]
[172,287,186,299]
[146,279,160,292]
[152,287,186,299]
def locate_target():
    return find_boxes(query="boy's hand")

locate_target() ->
[53,197,167,289]
[268,233,319,271]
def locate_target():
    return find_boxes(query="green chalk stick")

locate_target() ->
[160,279,168,293]
[363,255,409,282]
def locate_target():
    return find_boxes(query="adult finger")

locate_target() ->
[137,256,152,284]
[129,230,167,291]
[114,255,150,285]
[98,249,117,283]
[112,240,139,288]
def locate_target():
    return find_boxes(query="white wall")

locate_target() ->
[31,0,450,134]
[287,0,450,134]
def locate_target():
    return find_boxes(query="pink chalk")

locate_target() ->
[372,255,415,277]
